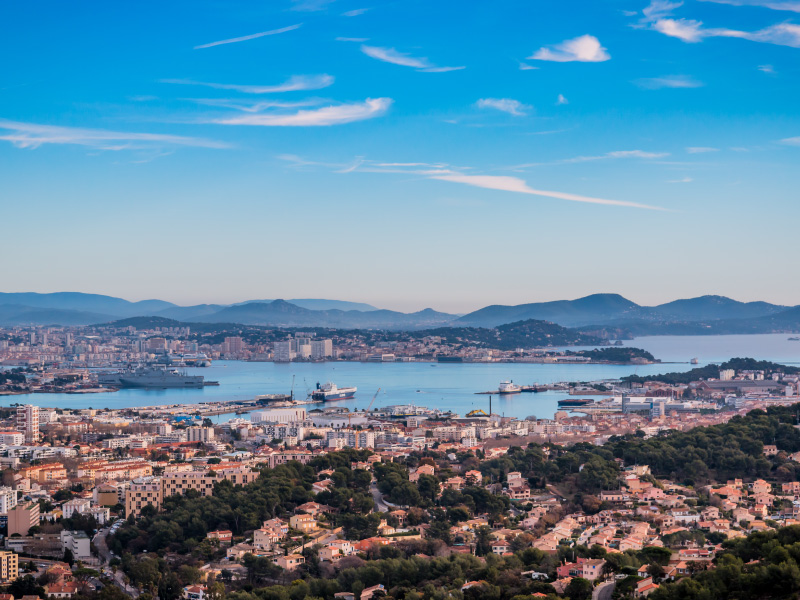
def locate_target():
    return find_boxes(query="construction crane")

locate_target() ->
[367,387,381,412]
[290,375,296,402]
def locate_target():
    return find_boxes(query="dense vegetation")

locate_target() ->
[652,525,800,600]
[567,347,655,363]
[623,357,800,385]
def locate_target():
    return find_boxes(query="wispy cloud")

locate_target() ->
[475,98,531,116]
[686,146,718,153]
[518,62,539,70]
[430,174,663,210]
[186,98,323,112]
[642,0,685,20]
[194,24,302,49]
[699,0,800,12]
[529,35,611,62]
[667,176,694,183]
[161,74,334,94]
[758,63,776,73]
[342,8,370,16]
[291,0,334,11]
[652,17,800,47]
[780,136,800,145]
[557,94,569,105]
[211,98,392,126]
[360,45,465,72]
[336,36,368,42]
[512,149,669,168]
[634,75,703,89]
[0,119,228,150]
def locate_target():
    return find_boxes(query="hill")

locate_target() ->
[456,293,644,327]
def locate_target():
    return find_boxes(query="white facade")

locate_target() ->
[311,339,333,360]
[273,341,295,362]
[251,408,307,424]
[0,487,17,514]
[187,427,215,443]
[16,405,39,443]
[61,530,91,559]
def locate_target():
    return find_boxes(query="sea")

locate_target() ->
[3,333,800,421]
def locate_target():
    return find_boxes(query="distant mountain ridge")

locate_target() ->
[2,291,800,335]
[456,293,790,328]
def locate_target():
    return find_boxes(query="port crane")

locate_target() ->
[290,375,296,402]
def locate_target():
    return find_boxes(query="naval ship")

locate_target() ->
[98,366,205,389]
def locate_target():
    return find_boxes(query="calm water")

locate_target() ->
[4,333,798,420]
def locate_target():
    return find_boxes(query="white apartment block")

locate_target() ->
[16,405,39,443]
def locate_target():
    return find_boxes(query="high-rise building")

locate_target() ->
[0,550,19,584]
[125,478,163,517]
[311,339,333,360]
[186,426,215,443]
[16,405,39,443]
[273,341,295,362]
[8,502,40,537]
[224,337,245,354]
[0,487,18,514]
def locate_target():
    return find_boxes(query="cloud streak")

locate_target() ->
[634,75,703,89]
[194,24,302,49]
[0,119,228,150]
[699,0,800,12]
[475,98,531,116]
[360,45,464,72]
[651,17,800,47]
[211,98,392,126]
[161,74,334,94]
[530,35,611,62]
[430,174,663,210]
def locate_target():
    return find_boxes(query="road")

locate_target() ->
[370,481,390,512]
[93,527,139,598]
[593,581,615,600]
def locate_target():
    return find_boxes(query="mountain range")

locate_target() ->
[2,291,800,335]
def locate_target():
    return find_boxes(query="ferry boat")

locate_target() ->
[98,366,205,389]
[310,382,357,401]
[498,380,522,394]
[558,398,594,408]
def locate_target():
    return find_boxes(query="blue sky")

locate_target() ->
[1,0,799,313]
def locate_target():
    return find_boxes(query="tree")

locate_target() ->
[564,577,592,600]
[63,547,74,567]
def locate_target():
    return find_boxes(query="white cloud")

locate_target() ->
[194,24,302,49]
[360,45,464,71]
[510,149,669,168]
[336,37,368,42]
[430,174,662,210]
[211,97,392,126]
[758,64,776,73]
[699,0,800,12]
[291,0,334,11]
[475,98,531,116]
[0,119,228,150]
[187,98,323,112]
[686,146,718,153]
[518,62,539,70]
[557,94,569,105]
[780,136,800,145]
[652,18,706,42]
[667,177,694,183]
[652,17,800,47]
[643,0,684,20]
[529,35,610,62]
[162,74,334,94]
[342,8,369,16]
[634,75,703,89]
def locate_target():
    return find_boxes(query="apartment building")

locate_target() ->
[0,550,19,584]
[7,502,39,537]
[15,405,39,443]
[125,478,163,518]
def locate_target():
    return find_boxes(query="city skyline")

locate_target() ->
[2,0,800,312]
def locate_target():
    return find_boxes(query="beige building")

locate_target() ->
[0,550,19,583]
[125,479,163,518]
[7,502,40,537]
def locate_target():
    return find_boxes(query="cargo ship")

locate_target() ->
[98,366,206,389]
[557,398,594,408]
[310,382,357,401]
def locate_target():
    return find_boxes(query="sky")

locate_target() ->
[1,0,800,314]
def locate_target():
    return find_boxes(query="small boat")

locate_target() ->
[498,380,522,394]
